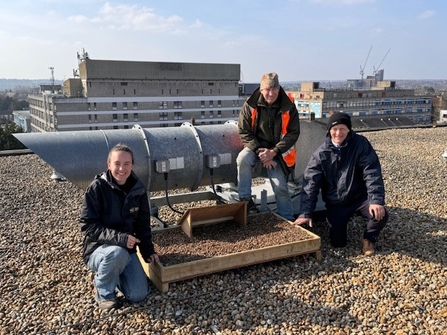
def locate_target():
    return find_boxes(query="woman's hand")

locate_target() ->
[126,235,140,249]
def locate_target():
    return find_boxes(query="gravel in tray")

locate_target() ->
[153,212,314,266]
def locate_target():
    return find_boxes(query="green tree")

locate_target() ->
[13,100,29,110]
[0,122,26,150]
[0,96,14,111]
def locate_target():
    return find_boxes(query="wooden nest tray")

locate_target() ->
[138,209,321,292]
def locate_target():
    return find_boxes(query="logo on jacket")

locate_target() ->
[129,207,139,213]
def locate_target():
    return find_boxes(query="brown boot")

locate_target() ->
[361,238,375,256]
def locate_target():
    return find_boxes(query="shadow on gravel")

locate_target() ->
[305,205,447,266]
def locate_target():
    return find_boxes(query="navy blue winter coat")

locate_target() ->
[299,131,385,218]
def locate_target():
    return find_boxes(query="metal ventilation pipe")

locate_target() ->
[14,120,327,192]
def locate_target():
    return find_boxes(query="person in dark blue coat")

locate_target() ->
[80,143,159,310]
[294,112,388,256]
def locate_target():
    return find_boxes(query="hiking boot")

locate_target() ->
[97,299,121,311]
[240,198,258,215]
[361,238,375,256]
[95,290,121,311]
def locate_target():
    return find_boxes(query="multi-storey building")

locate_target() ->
[28,52,244,132]
[290,75,432,125]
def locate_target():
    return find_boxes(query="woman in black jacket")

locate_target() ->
[80,143,158,310]
[294,112,388,256]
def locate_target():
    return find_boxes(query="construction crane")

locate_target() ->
[373,48,391,75]
[360,45,373,81]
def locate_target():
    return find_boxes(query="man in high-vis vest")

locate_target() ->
[236,72,300,221]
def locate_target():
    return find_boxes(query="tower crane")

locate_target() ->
[373,48,391,75]
[360,45,373,81]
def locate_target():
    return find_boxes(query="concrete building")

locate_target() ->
[28,52,244,132]
[13,110,31,132]
[289,76,432,126]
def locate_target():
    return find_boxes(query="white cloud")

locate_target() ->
[67,15,88,23]
[310,0,376,4]
[418,10,435,19]
[370,27,383,35]
[90,2,183,33]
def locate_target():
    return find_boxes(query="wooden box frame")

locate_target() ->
[139,210,321,293]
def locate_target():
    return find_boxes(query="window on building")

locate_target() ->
[159,112,168,121]
[113,114,118,122]
[217,110,222,118]
[201,111,205,119]
[112,102,117,110]
[87,103,91,111]
[123,113,128,121]
[217,100,222,107]
[88,114,92,123]
[94,114,98,123]
[123,102,128,110]
[174,112,183,120]
[209,101,214,108]
[114,126,118,129]
[173,101,182,109]
[93,102,97,111]
[209,111,214,118]
[113,89,115,95]
[133,102,138,109]
[201,101,205,108]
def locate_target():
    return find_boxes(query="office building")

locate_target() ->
[28,51,243,132]
[290,73,432,125]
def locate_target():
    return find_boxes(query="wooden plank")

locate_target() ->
[179,202,246,237]
[151,236,320,283]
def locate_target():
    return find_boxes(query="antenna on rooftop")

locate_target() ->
[360,45,373,81]
[49,67,55,93]
[77,48,89,64]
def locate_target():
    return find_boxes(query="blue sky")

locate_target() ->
[0,0,445,82]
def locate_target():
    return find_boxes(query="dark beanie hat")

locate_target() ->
[327,112,352,131]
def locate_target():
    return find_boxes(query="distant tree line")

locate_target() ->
[0,123,26,150]
[0,95,29,111]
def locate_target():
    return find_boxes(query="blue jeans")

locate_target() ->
[87,245,150,303]
[236,147,294,220]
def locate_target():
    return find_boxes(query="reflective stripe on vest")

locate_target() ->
[250,108,296,167]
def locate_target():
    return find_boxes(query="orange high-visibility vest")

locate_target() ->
[250,108,297,167]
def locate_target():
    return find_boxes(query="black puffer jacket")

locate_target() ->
[299,131,385,218]
[79,170,155,264]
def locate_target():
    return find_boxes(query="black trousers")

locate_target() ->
[325,198,388,248]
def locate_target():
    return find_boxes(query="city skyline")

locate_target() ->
[1,0,446,82]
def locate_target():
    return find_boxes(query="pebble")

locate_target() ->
[0,126,446,334]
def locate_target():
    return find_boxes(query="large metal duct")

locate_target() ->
[14,120,327,192]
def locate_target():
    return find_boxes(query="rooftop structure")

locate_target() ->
[288,72,433,128]
[27,51,244,132]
